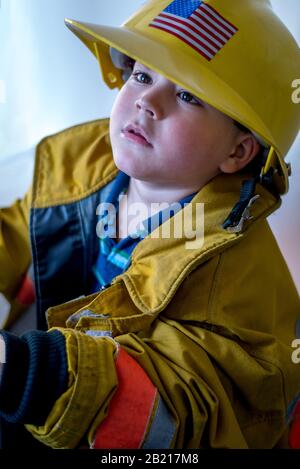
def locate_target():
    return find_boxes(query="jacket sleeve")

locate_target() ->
[90,318,292,450]
[18,322,248,449]
[21,326,177,449]
[0,188,34,328]
[22,290,294,448]
[24,319,277,449]
[10,318,290,449]
[24,327,119,449]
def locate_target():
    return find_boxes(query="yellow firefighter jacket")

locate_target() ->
[0,119,299,448]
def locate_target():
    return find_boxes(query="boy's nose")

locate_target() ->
[135,95,163,120]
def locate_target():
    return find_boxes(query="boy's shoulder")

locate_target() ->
[32,119,118,207]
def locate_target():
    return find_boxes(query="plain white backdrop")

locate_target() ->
[0,0,299,291]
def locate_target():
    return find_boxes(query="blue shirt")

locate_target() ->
[91,171,196,293]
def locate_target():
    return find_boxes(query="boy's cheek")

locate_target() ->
[110,104,130,136]
[111,87,133,117]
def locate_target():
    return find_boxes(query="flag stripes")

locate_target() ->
[149,0,238,61]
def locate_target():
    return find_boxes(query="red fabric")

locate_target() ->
[93,347,157,449]
[16,274,35,305]
[289,399,300,449]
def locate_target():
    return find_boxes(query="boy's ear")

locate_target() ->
[219,133,261,174]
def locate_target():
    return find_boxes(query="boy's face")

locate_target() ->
[109,61,244,191]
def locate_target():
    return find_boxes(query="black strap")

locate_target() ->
[222,147,275,231]
[222,177,258,230]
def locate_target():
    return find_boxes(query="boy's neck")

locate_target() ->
[116,177,201,241]
[126,177,199,210]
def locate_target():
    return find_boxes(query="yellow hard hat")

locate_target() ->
[65,0,300,194]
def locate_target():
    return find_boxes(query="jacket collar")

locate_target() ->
[118,172,280,314]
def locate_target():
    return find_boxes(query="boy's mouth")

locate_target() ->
[122,124,153,147]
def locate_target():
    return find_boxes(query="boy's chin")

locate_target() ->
[113,157,151,181]
[113,158,131,176]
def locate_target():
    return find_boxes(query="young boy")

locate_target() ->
[0,0,300,449]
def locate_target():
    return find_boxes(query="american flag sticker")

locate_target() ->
[149,0,238,61]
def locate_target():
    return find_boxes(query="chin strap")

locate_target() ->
[222,149,275,233]
[221,178,260,233]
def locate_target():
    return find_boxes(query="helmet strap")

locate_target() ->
[222,147,271,232]
[221,178,259,232]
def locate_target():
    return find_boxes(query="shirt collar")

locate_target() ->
[101,170,197,239]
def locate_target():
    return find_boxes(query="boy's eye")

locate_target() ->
[178,91,201,105]
[131,71,152,84]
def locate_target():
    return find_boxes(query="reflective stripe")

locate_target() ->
[142,396,176,449]
[93,347,157,448]
[85,330,112,337]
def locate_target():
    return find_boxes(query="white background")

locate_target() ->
[0,0,299,292]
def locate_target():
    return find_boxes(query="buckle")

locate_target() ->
[226,195,260,233]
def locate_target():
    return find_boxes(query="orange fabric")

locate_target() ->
[16,274,35,305]
[93,347,157,448]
